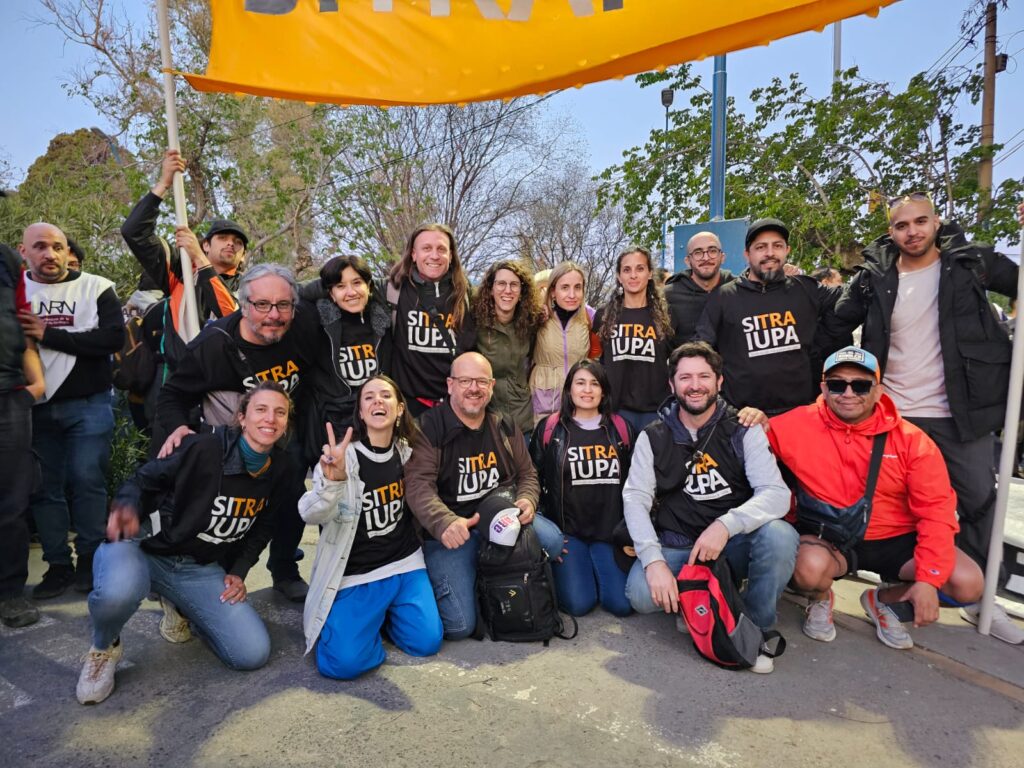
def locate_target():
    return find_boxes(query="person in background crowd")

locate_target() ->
[299,376,442,679]
[65,238,85,273]
[385,224,476,417]
[530,359,635,617]
[472,260,543,440]
[623,342,795,673]
[696,218,841,415]
[155,263,320,603]
[19,222,123,598]
[529,261,600,426]
[827,193,1022,643]
[594,247,673,432]
[299,255,392,470]
[0,243,45,628]
[76,382,293,705]
[810,265,844,287]
[406,352,564,640]
[769,346,987,649]
[665,231,735,349]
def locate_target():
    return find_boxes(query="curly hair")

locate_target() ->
[386,223,470,330]
[471,260,543,339]
[598,247,673,342]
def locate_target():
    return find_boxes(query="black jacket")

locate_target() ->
[0,245,26,393]
[828,221,1017,441]
[113,427,291,578]
[664,268,736,349]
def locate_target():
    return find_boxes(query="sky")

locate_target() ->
[2,0,1023,254]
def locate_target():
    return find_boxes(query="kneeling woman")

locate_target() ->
[300,375,442,679]
[530,360,636,616]
[77,382,294,705]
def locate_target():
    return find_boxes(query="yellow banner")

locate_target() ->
[185,0,900,106]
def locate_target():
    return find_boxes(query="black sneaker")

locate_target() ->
[0,596,40,628]
[273,578,309,603]
[33,565,76,600]
[74,554,94,594]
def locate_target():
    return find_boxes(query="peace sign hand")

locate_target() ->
[320,423,353,482]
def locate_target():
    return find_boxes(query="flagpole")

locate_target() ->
[156,0,201,342]
[978,224,1024,635]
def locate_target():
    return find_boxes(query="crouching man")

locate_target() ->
[623,342,797,673]
[768,347,984,650]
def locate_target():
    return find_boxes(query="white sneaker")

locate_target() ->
[76,640,123,704]
[159,596,192,644]
[802,590,837,643]
[960,603,1024,645]
[749,653,774,674]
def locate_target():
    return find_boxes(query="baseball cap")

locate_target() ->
[474,493,523,547]
[823,346,880,381]
[745,218,790,249]
[204,219,249,247]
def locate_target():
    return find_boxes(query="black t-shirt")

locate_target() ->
[345,442,420,576]
[333,312,381,389]
[596,304,670,412]
[437,421,505,518]
[560,420,624,541]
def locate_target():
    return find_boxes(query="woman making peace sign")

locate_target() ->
[298,375,442,679]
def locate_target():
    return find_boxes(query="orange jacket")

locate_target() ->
[768,394,958,588]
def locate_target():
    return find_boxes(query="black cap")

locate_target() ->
[204,219,249,248]
[745,218,789,249]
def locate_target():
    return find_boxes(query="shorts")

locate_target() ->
[843,532,918,582]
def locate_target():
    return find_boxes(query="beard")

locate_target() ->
[750,261,785,283]
[677,388,718,416]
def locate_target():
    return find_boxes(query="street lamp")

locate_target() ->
[660,87,674,271]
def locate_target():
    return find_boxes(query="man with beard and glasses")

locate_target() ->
[622,342,796,673]
[156,264,321,603]
[696,218,841,415]
[826,194,1022,644]
[664,231,736,349]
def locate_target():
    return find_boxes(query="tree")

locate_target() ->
[597,64,1024,271]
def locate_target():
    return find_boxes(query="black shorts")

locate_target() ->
[843,532,918,582]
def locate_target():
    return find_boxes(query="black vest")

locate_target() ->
[0,245,26,393]
[648,403,752,542]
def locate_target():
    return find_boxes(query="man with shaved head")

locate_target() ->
[405,352,564,639]
[664,231,735,349]
[18,222,124,598]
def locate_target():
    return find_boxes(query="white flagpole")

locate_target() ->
[979,224,1024,635]
[156,0,201,343]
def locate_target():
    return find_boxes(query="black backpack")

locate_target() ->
[474,496,578,644]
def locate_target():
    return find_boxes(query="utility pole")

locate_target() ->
[709,55,727,221]
[978,2,997,224]
[660,88,674,270]
[832,21,842,84]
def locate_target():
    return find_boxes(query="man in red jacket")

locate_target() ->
[768,346,987,650]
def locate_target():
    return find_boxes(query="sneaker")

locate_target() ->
[76,640,123,705]
[959,603,1024,645]
[749,653,774,674]
[74,554,94,594]
[33,565,75,600]
[802,590,837,643]
[0,596,40,628]
[158,596,192,644]
[273,578,308,603]
[860,589,913,650]
[675,615,690,635]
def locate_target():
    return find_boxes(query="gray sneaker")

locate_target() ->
[959,603,1024,645]
[802,590,837,643]
[76,640,123,704]
[860,589,913,650]
[0,596,40,628]
[158,596,192,644]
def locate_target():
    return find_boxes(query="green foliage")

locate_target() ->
[598,65,1024,271]
[107,393,150,501]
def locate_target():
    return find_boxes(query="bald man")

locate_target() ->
[19,223,123,598]
[664,231,735,349]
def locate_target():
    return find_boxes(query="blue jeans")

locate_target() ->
[30,391,114,565]
[625,519,798,630]
[423,514,564,640]
[618,409,659,434]
[316,569,443,680]
[88,541,270,670]
[552,536,632,617]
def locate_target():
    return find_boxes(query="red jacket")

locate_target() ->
[768,394,958,588]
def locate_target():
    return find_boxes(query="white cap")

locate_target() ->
[489,508,521,546]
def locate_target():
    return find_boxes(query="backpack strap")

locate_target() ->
[542,413,560,448]
[862,432,888,510]
[610,413,631,449]
[760,629,786,659]
[385,280,400,327]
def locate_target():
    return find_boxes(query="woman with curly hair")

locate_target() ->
[593,247,673,433]
[471,260,543,437]
[528,261,600,427]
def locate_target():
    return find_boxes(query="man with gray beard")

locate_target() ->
[695,218,840,415]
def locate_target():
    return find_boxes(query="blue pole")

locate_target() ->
[709,55,727,220]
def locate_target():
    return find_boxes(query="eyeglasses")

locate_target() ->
[494,280,522,293]
[886,191,933,221]
[688,247,722,260]
[450,376,493,389]
[247,299,295,314]
[824,378,875,396]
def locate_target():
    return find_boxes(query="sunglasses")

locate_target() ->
[886,191,933,221]
[824,378,875,396]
